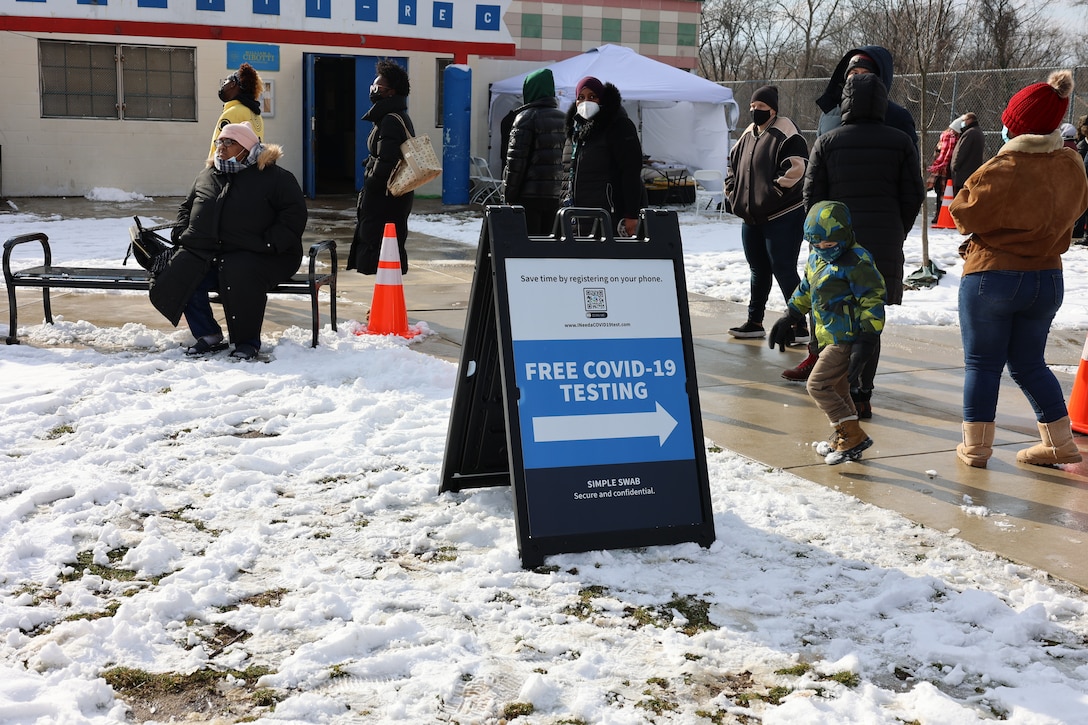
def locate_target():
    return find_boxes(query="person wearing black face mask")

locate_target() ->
[347,60,415,274]
[209,63,264,159]
[723,85,810,346]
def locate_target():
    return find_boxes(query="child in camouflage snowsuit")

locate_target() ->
[782,200,886,464]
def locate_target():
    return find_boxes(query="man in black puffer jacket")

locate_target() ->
[563,76,647,237]
[816,45,917,150]
[803,72,924,416]
[503,68,567,234]
[151,121,307,360]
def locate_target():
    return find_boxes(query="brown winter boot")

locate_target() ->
[956,421,995,468]
[824,417,873,465]
[1016,416,1082,466]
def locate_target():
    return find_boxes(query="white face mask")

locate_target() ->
[577,101,600,120]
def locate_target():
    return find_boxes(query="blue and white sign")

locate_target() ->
[505,257,703,537]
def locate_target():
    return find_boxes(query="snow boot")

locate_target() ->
[825,417,873,465]
[1016,416,1082,466]
[956,421,994,468]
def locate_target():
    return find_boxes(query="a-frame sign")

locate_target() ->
[440,206,715,568]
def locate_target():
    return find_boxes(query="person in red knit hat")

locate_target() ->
[950,70,1088,468]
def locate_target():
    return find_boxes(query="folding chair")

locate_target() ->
[469,156,502,205]
[693,169,726,218]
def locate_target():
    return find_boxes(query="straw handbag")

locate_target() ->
[386,114,442,197]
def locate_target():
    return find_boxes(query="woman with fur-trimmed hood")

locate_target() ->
[950,70,1088,469]
[563,76,647,236]
[209,63,265,158]
[152,121,307,361]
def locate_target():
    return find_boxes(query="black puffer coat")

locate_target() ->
[816,45,918,149]
[348,95,414,274]
[563,83,647,224]
[151,144,306,329]
[503,98,566,203]
[804,73,924,304]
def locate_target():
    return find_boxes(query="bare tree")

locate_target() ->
[777,0,849,78]
[964,0,1071,69]
[699,0,764,80]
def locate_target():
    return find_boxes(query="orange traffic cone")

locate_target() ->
[362,223,420,338]
[1068,332,1088,434]
[931,179,956,229]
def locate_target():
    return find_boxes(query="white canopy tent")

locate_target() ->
[488,45,741,178]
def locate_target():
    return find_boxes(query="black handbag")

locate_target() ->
[126,217,179,275]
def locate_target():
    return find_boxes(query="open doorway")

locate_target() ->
[312,56,356,196]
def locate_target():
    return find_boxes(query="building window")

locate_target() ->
[435,57,453,128]
[640,20,660,45]
[602,17,622,43]
[521,13,542,39]
[677,22,697,47]
[39,40,196,121]
[562,16,582,41]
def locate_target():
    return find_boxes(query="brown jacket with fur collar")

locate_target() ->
[951,130,1088,275]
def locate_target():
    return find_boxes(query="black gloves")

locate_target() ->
[768,308,805,352]
[848,334,878,387]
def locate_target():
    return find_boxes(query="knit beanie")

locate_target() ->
[751,85,779,112]
[218,121,259,151]
[575,76,606,99]
[846,53,879,77]
[1001,70,1074,137]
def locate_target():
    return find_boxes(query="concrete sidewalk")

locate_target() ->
[4,195,1087,591]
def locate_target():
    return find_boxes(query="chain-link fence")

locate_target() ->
[726,67,1088,160]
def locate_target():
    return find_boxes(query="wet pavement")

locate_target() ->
[3,195,1087,591]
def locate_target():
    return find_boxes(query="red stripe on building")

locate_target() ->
[0,17,515,57]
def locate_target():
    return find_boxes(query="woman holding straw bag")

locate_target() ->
[347,60,414,275]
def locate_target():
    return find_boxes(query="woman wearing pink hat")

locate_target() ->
[951,70,1088,468]
[150,121,308,360]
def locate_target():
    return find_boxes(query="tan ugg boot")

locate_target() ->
[1016,416,1082,466]
[956,421,995,468]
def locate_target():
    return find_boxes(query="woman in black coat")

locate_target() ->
[151,121,307,360]
[347,60,414,274]
[564,77,647,236]
[804,71,925,415]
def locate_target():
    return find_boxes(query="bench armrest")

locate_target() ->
[306,239,337,283]
[3,233,52,285]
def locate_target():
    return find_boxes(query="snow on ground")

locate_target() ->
[1,191,1087,724]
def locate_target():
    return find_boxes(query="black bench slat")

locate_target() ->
[4,231,337,348]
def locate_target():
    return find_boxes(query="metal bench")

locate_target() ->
[4,231,337,348]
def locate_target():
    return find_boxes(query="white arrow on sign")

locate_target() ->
[532,402,679,446]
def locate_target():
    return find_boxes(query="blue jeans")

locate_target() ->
[959,269,1067,423]
[740,207,805,324]
[183,267,223,341]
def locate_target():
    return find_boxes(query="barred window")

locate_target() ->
[39,40,197,122]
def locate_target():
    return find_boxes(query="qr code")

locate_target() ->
[583,288,607,312]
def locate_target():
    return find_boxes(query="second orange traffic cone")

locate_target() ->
[1068,332,1088,434]
[932,179,956,229]
[363,223,419,338]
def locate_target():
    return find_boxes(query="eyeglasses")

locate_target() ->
[214,138,238,148]
[220,75,238,89]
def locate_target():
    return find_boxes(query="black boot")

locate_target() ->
[851,387,872,419]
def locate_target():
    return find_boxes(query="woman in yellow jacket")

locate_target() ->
[208,63,265,158]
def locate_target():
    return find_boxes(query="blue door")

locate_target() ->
[301,54,408,198]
